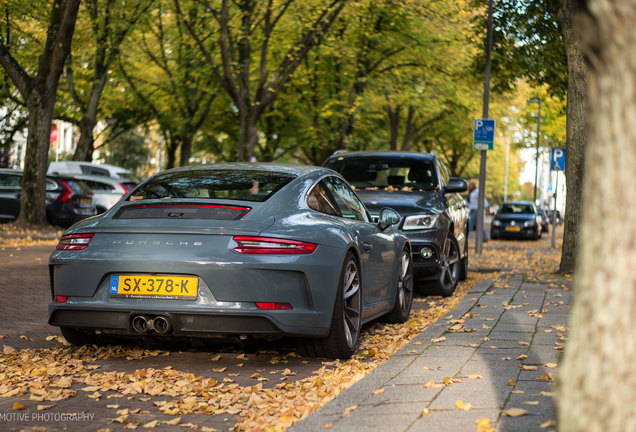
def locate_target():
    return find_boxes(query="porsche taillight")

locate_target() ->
[56,233,94,250]
[232,236,317,254]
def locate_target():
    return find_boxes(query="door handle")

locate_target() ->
[362,242,373,252]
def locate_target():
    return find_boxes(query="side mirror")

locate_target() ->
[378,208,400,230]
[445,177,468,193]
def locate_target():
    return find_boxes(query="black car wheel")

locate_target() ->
[433,235,460,297]
[297,251,362,359]
[458,227,469,281]
[384,248,414,323]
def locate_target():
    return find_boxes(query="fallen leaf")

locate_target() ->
[545,363,558,368]
[37,404,56,411]
[431,336,446,343]
[12,402,25,410]
[163,417,181,426]
[541,420,557,428]
[476,417,495,432]
[421,408,430,416]
[537,373,554,381]
[520,365,537,371]
[507,380,517,386]
[372,388,385,395]
[511,390,525,394]
[456,400,472,411]
[324,424,333,429]
[142,420,158,428]
[466,374,483,380]
[502,408,528,417]
[524,401,539,405]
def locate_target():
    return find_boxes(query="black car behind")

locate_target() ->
[490,201,542,240]
[0,168,96,227]
[324,151,469,297]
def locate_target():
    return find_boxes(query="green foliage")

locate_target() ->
[470,0,566,96]
[101,130,149,175]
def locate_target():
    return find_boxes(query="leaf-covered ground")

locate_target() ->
[0,223,566,431]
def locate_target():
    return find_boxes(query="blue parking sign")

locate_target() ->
[473,119,495,150]
[551,147,566,171]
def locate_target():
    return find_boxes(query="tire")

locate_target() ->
[297,251,362,359]
[431,235,460,297]
[458,228,469,281]
[384,248,414,323]
[60,327,98,346]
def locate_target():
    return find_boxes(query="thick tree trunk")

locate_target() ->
[557,2,636,431]
[18,101,55,226]
[558,0,587,274]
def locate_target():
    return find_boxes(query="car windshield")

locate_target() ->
[129,169,296,202]
[499,203,535,214]
[325,156,438,191]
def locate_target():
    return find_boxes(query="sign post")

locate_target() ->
[550,147,565,248]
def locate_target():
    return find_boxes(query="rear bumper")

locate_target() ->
[491,226,538,239]
[48,305,331,338]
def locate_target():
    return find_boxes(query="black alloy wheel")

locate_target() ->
[297,251,362,359]
[433,235,460,297]
[384,248,414,323]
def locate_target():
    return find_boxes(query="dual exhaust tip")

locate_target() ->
[131,315,172,334]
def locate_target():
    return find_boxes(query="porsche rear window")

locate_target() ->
[129,169,296,203]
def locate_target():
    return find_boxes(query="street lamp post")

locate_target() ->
[527,98,541,205]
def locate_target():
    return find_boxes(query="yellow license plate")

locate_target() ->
[80,198,92,206]
[109,274,198,299]
[506,226,522,232]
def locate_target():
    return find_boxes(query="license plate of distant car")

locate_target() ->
[80,198,92,206]
[506,226,521,232]
[109,274,198,299]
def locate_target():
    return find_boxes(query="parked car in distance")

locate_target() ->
[70,174,137,214]
[537,208,550,234]
[0,168,96,227]
[48,161,137,184]
[490,201,542,240]
[49,163,413,359]
[323,151,469,297]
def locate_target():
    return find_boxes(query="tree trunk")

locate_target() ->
[557,0,587,274]
[19,101,55,226]
[73,116,97,161]
[557,2,636,431]
[387,105,399,151]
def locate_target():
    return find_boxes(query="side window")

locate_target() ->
[0,174,21,188]
[307,181,342,217]
[323,176,370,222]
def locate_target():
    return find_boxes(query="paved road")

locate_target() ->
[0,244,439,432]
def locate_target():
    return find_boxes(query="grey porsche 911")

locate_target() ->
[48,163,413,359]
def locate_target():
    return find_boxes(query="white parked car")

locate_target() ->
[48,161,137,182]
[69,174,137,214]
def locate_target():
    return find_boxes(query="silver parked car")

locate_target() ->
[69,174,138,214]
[49,163,413,359]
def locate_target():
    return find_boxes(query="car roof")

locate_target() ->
[157,162,327,177]
[0,168,22,174]
[63,173,130,185]
[325,150,435,161]
[503,201,535,206]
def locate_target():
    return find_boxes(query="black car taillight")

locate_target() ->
[119,182,129,194]
[56,233,94,250]
[57,179,73,202]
